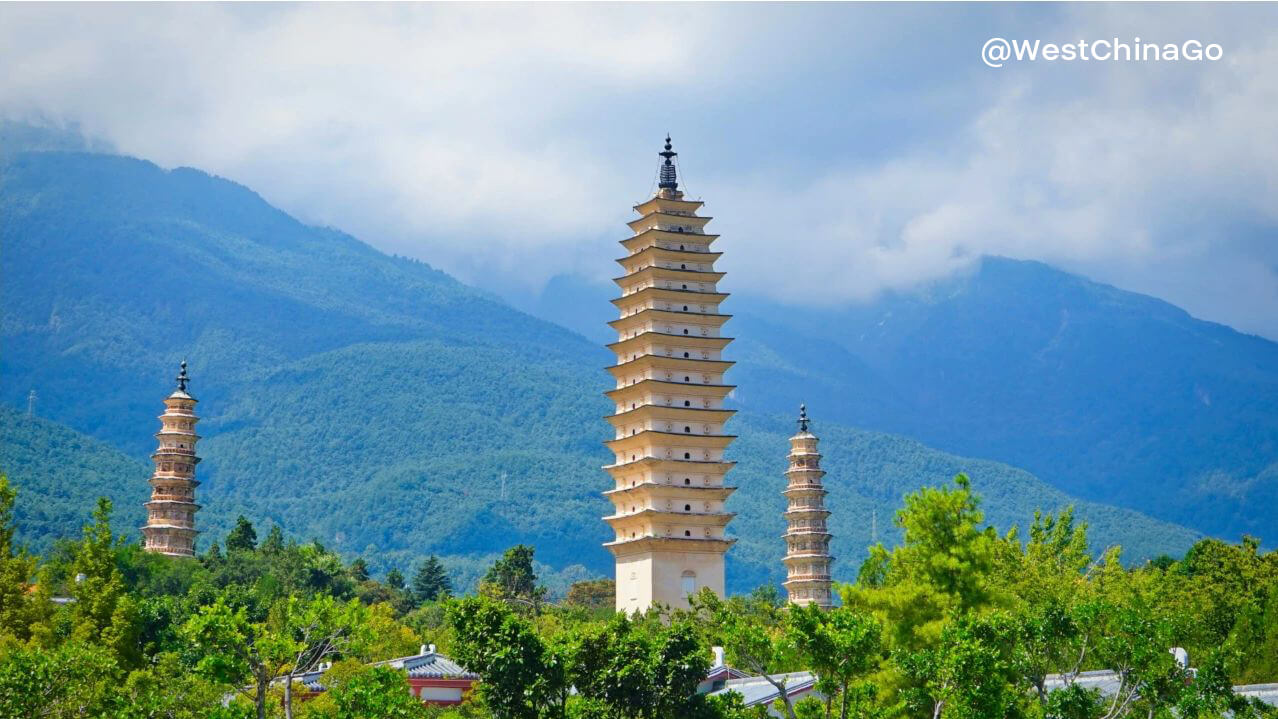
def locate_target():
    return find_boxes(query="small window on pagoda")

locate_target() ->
[684,478,691,485]
[684,376,690,382]
[682,284,687,289]
[682,305,688,311]
[684,400,691,407]
[680,264,687,269]
[684,530,692,537]
[684,452,691,459]
[683,351,690,358]
[684,504,691,511]
[683,329,689,335]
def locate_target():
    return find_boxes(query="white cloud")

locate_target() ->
[2,3,1276,337]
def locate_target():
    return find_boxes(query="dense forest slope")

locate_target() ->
[524,261,1278,543]
[0,147,1204,592]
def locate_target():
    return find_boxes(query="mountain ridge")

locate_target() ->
[0,144,1246,593]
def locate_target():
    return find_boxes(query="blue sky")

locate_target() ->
[2,3,1276,338]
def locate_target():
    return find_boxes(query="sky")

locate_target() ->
[2,3,1277,339]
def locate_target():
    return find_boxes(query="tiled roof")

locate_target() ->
[290,649,478,692]
[377,651,478,680]
[1235,683,1278,707]
[1043,671,1278,708]
[709,671,818,707]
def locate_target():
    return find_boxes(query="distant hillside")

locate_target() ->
[523,259,1278,544]
[0,403,148,554]
[0,146,1202,592]
[739,259,1278,541]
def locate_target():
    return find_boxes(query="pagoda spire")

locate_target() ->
[141,361,202,557]
[657,135,679,194]
[603,140,736,613]
[782,404,834,608]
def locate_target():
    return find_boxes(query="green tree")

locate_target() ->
[448,595,568,719]
[898,613,1026,719]
[0,477,38,640]
[261,525,285,555]
[569,613,711,719]
[272,595,374,719]
[843,474,1001,652]
[349,558,370,583]
[386,568,405,590]
[0,642,119,719]
[226,516,258,553]
[182,596,289,719]
[563,579,616,613]
[787,603,882,719]
[412,555,452,604]
[696,590,799,719]
[329,666,428,718]
[68,497,140,666]
[480,545,547,612]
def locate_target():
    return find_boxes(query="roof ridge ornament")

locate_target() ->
[176,360,189,392]
[798,403,809,433]
[658,135,678,192]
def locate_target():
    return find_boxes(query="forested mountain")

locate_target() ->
[0,143,1206,592]
[523,261,1278,543]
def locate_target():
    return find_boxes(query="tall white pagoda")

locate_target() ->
[602,138,737,613]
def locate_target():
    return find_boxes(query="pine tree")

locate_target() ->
[225,515,258,553]
[480,544,546,611]
[260,525,284,555]
[385,568,405,590]
[350,557,370,583]
[411,555,451,604]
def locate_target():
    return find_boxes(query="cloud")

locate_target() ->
[2,3,1276,338]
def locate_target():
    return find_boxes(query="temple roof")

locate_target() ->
[292,648,478,693]
[708,672,819,708]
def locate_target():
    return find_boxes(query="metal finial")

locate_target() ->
[658,135,678,191]
[798,404,809,432]
[176,360,189,392]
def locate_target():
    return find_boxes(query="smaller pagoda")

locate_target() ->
[141,361,202,557]
[782,404,834,608]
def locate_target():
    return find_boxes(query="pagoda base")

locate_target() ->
[609,536,733,614]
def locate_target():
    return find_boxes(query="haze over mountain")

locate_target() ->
[3,135,1270,592]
